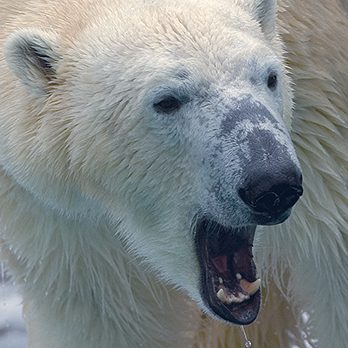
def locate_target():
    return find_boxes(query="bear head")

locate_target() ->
[4,0,302,325]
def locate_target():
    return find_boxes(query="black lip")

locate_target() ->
[195,219,261,325]
[253,208,292,225]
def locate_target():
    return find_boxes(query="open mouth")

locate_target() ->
[195,218,261,325]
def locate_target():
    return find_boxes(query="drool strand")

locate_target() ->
[241,325,252,348]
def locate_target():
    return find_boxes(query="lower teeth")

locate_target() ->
[216,277,261,304]
[216,287,249,304]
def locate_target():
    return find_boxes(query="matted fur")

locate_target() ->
[0,0,347,347]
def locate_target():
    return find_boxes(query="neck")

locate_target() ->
[0,173,199,347]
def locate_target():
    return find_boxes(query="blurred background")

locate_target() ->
[0,266,26,348]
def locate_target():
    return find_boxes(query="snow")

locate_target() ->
[0,272,26,348]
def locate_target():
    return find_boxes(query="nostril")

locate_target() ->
[281,185,303,211]
[239,184,303,214]
[291,185,303,197]
[254,191,280,213]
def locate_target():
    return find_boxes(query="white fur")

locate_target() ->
[0,0,347,347]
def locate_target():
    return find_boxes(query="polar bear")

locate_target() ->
[0,0,347,348]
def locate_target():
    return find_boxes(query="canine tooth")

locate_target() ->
[216,289,226,302]
[240,278,261,296]
[218,277,223,284]
[236,273,242,280]
[217,288,227,302]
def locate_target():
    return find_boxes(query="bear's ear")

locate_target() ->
[4,29,61,95]
[238,0,277,40]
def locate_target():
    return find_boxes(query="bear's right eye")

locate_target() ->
[153,96,182,114]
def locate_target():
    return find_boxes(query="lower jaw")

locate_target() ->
[204,288,261,325]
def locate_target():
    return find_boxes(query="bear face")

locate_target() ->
[3,0,302,325]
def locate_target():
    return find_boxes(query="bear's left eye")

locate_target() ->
[153,96,182,114]
[267,72,278,90]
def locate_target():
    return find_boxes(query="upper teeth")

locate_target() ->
[240,278,261,296]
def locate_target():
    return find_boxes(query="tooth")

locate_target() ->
[236,273,242,280]
[227,293,246,304]
[217,288,228,302]
[237,293,249,302]
[217,287,251,304]
[227,295,237,304]
[239,293,250,300]
[218,277,223,284]
[231,295,243,303]
[240,278,261,296]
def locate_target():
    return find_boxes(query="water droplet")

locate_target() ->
[241,325,252,348]
[245,340,252,348]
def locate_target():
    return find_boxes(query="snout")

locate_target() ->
[207,94,303,225]
[238,162,303,223]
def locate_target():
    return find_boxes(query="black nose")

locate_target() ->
[238,167,303,215]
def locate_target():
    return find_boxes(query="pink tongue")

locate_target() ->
[212,255,228,273]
